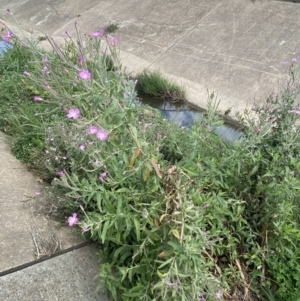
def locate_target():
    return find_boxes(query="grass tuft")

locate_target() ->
[104,23,119,34]
[135,69,186,103]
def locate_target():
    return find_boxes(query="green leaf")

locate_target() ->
[113,245,130,260]
[96,192,104,213]
[133,218,141,241]
[116,187,130,193]
[129,124,138,140]
[103,197,116,214]
[101,220,110,243]
[157,257,174,269]
[116,197,122,214]
[249,164,259,177]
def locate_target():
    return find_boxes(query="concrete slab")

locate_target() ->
[0,132,84,272]
[0,244,109,301]
[1,0,300,116]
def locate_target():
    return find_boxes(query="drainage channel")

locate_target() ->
[137,96,243,142]
[0,241,94,277]
[0,39,12,55]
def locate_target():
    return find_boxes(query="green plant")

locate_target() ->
[104,23,119,34]
[136,70,186,103]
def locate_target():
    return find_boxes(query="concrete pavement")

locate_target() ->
[0,243,109,301]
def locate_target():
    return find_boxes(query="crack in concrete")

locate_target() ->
[0,241,92,277]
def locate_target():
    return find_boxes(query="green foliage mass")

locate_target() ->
[136,69,186,103]
[1,18,300,300]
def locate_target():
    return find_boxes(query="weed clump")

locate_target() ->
[136,69,186,103]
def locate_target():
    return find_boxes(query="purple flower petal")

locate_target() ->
[3,30,12,43]
[65,30,71,38]
[67,213,78,226]
[288,109,300,115]
[111,37,118,46]
[58,170,64,177]
[42,65,49,74]
[87,125,98,135]
[96,129,109,141]
[33,96,43,101]
[90,29,104,37]
[99,171,108,181]
[78,69,91,80]
[67,108,80,119]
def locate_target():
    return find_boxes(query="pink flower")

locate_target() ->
[43,56,48,62]
[79,145,85,151]
[90,29,104,37]
[67,108,80,119]
[255,127,260,133]
[58,170,64,177]
[42,65,49,74]
[216,290,222,299]
[99,171,108,181]
[44,82,49,88]
[203,203,209,208]
[65,30,71,38]
[67,213,78,226]
[3,30,12,43]
[111,37,118,46]
[23,71,30,76]
[35,191,41,196]
[78,69,91,80]
[288,109,300,115]
[81,227,88,233]
[33,96,43,101]
[87,125,98,135]
[77,56,83,64]
[96,129,109,141]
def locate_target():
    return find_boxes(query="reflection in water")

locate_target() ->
[138,97,243,142]
[0,39,12,55]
